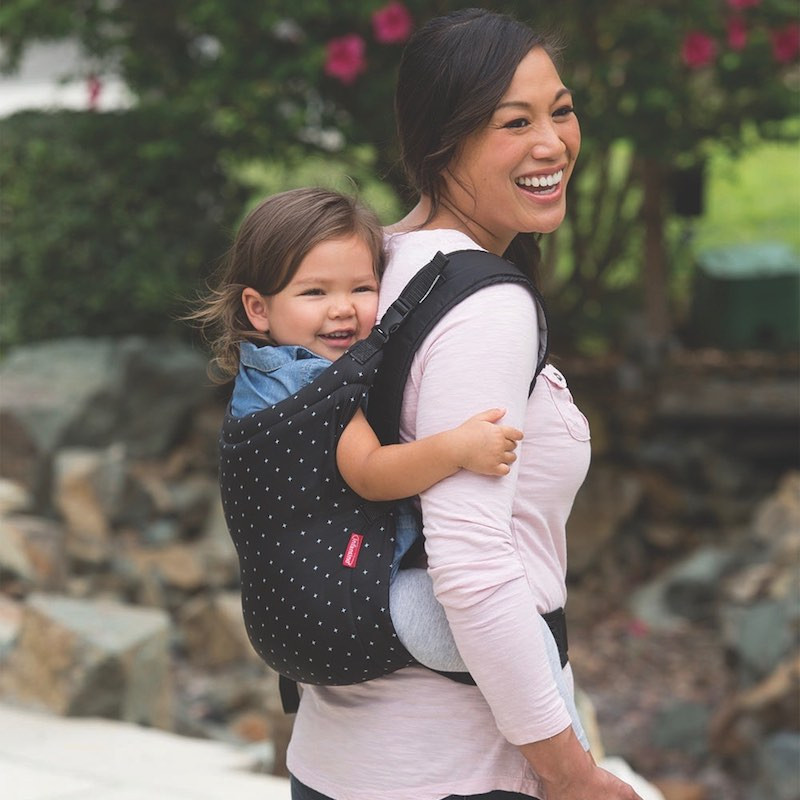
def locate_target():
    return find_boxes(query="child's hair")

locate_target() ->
[188,187,386,382]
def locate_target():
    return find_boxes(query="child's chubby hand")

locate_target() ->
[452,408,523,476]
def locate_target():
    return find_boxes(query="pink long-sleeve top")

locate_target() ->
[287,229,591,800]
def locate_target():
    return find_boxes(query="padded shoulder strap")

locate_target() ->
[368,249,549,446]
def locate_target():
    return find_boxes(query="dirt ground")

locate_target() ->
[570,610,749,800]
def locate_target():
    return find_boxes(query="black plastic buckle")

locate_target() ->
[374,296,413,342]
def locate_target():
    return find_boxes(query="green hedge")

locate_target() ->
[0,109,246,347]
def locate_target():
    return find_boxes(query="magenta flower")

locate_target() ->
[324,34,367,84]
[771,24,800,63]
[726,0,760,8]
[726,16,748,51]
[372,2,413,44]
[681,31,717,68]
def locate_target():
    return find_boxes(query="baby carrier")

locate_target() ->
[219,250,550,712]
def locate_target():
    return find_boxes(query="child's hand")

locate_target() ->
[452,408,523,476]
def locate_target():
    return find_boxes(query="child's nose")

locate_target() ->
[329,297,356,318]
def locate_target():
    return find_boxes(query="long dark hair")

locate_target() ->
[394,8,560,282]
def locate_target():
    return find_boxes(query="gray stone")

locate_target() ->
[2,593,172,729]
[0,514,66,591]
[630,546,737,629]
[652,701,711,759]
[0,478,31,516]
[755,732,800,800]
[722,599,795,680]
[53,448,113,564]
[0,337,211,501]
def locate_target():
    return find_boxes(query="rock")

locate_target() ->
[0,594,23,656]
[0,518,35,589]
[53,449,114,564]
[178,592,258,668]
[652,701,711,760]
[0,514,66,592]
[710,655,800,758]
[651,778,709,800]
[0,337,211,501]
[567,465,644,576]
[2,593,172,728]
[752,471,800,544]
[755,732,800,800]
[721,599,795,680]
[656,376,800,423]
[630,546,738,630]
[119,542,208,608]
[0,478,31,515]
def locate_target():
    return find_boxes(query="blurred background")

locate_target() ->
[0,2,798,799]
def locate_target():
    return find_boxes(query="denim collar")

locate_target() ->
[239,342,326,373]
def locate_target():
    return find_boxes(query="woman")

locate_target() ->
[287,9,642,800]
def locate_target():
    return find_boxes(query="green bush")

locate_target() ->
[0,109,246,347]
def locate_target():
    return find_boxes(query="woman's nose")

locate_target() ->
[530,121,566,160]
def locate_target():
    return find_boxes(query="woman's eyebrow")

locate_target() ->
[496,87,574,111]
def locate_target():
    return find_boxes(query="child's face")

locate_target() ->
[262,234,379,361]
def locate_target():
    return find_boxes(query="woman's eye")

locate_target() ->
[553,105,575,118]
[504,118,529,129]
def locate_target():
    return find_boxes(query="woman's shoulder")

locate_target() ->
[384,228,482,264]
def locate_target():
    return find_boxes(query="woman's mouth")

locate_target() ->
[514,169,564,196]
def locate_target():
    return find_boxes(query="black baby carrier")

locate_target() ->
[219,250,550,711]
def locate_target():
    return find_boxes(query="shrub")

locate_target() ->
[0,108,246,348]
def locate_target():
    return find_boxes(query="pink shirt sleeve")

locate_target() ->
[409,281,573,744]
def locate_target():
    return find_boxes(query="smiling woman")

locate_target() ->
[286,8,642,800]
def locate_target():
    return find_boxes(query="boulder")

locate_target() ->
[567,465,643,577]
[2,593,172,728]
[0,337,211,500]
[0,514,66,592]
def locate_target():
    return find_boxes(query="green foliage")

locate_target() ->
[0,109,245,347]
[0,1,797,351]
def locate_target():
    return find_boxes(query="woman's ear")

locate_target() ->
[241,288,270,333]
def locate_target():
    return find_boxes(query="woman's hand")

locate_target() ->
[520,728,644,800]
[450,408,523,476]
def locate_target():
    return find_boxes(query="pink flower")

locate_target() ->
[372,2,413,44]
[324,34,367,84]
[771,23,800,63]
[726,0,760,9]
[87,74,102,110]
[727,16,748,51]
[681,31,717,68]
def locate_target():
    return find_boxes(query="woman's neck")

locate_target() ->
[386,196,510,255]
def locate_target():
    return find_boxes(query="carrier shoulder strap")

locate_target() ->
[368,249,549,446]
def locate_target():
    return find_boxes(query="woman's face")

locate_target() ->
[441,47,581,254]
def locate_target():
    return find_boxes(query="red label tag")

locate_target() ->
[342,533,364,568]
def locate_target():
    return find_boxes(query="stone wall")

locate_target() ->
[0,337,797,795]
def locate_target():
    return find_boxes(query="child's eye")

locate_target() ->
[300,288,324,296]
[354,285,377,293]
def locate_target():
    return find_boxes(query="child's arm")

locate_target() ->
[336,407,523,502]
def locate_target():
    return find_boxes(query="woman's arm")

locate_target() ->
[411,281,575,742]
[336,406,522,501]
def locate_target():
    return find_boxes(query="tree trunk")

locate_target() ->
[640,157,671,352]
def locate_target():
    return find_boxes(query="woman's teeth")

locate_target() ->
[515,169,564,190]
